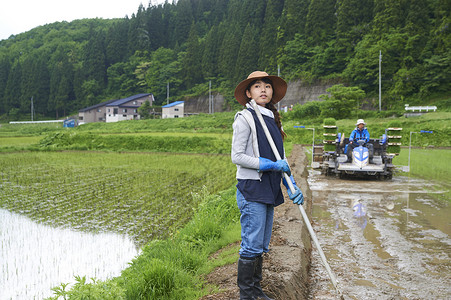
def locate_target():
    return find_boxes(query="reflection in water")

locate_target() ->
[353,199,367,229]
[0,209,139,300]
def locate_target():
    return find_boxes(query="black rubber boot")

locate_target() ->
[368,143,374,163]
[347,151,352,163]
[238,257,256,300]
[253,255,273,300]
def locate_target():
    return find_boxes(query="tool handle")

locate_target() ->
[249,100,296,194]
[249,99,342,296]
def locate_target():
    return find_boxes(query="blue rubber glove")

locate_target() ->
[282,175,304,205]
[258,157,291,176]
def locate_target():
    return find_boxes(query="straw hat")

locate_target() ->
[234,71,287,106]
[356,119,366,126]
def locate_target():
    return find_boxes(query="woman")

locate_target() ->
[231,71,304,300]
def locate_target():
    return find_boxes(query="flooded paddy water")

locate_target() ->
[0,151,236,299]
[307,171,451,299]
[0,209,139,299]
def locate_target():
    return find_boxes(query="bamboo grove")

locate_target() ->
[0,0,449,120]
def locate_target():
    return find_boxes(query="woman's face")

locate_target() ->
[246,79,273,107]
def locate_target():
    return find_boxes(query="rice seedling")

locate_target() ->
[0,151,236,248]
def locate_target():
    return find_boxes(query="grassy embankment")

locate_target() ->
[393,148,451,201]
[1,111,450,298]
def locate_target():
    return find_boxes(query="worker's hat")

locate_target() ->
[234,71,287,106]
[356,119,366,126]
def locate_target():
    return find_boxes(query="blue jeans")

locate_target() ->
[236,189,274,258]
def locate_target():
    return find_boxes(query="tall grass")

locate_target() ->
[37,131,232,154]
[0,136,41,147]
[394,148,451,201]
[0,122,64,136]
[75,112,236,134]
[394,148,451,184]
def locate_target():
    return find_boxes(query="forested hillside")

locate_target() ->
[0,0,449,120]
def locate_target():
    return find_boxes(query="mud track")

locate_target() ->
[308,159,451,299]
[202,145,450,299]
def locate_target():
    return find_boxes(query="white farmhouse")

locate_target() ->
[78,93,154,124]
[162,101,184,119]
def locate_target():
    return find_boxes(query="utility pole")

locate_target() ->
[167,82,169,105]
[379,51,382,111]
[209,80,212,114]
[277,65,281,111]
[31,96,34,121]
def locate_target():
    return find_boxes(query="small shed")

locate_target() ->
[63,119,76,127]
[162,101,184,119]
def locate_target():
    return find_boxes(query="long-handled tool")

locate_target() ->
[250,99,344,299]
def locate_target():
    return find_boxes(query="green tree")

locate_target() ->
[127,4,151,55]
[278,0,310,46]
[173,0,194,46]
[0,56,10,115]
[81,79,102,108]
[304,0,337,46]
[319,84,365,119]
[107,60,141,97]
[181,23,203,89]
[239,0,267,28]
[146,4,166,51]
[372,0,408,38]
[201,25,221,79]
[27,54,50,117]
[258,0,284,72]
[138,100,151,119]
[218,22,242,84]
[335,0,373,68]
[4,60,22,116]
[235,24,259,83]
[105,20,129,66]
[83,26,107,89]
[19,55,36,114]
[289,101,322,120]
[419,0,451,96]
[144,47,181,105]
[279,34,314,80]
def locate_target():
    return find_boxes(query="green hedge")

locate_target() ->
[39,132,231,154]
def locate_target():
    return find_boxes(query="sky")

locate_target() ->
[0,0,166,41]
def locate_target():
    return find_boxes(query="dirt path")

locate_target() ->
[202,144,313,299]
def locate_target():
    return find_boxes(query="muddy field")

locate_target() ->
[308,169,451,299]
[204,145,450,299]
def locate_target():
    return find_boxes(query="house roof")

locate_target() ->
[106,93,152,107]
[78,99,117,112]
[162,101,184,108]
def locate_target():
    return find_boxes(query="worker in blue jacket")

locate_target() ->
[347,119,374,163]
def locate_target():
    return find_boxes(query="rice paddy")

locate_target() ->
[0,151,236,247]
[0,150,236,298]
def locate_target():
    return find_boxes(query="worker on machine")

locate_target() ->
[347,119,374,163]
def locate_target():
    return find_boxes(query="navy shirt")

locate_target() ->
[237,108,284,206]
